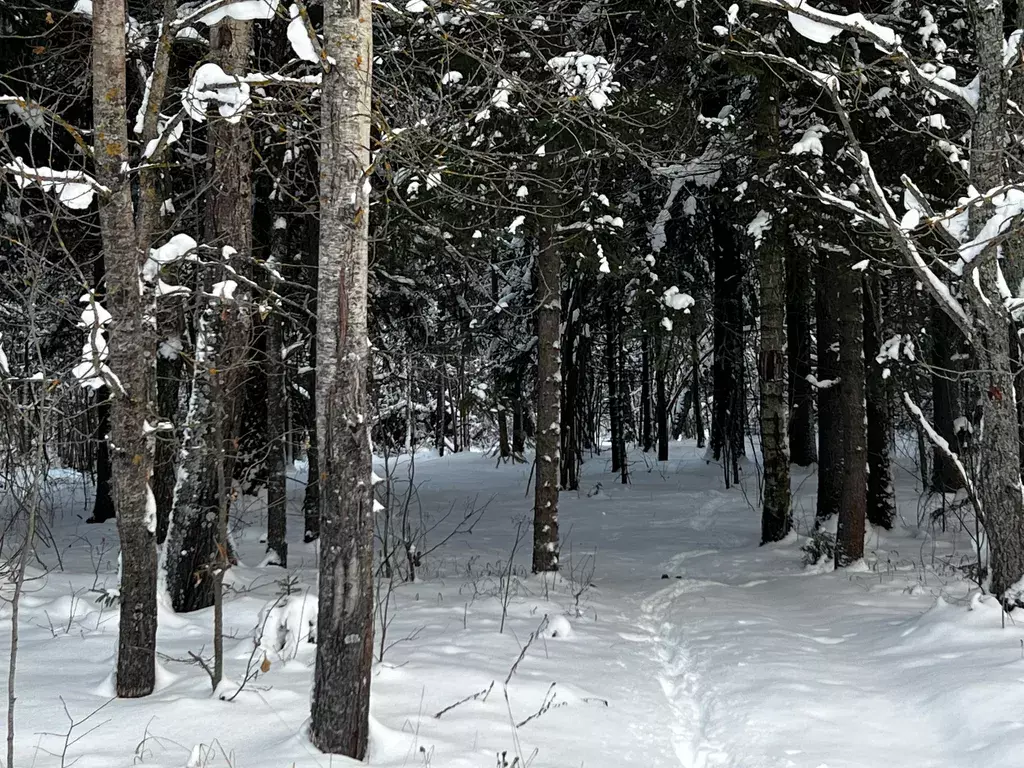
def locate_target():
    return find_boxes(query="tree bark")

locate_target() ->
[711,206,744,482]
[930,304,965,493]
[309,0,375,756]
[835,253,867,567]
[815,251,843,523]
[787,240,817,466]
[92,0,157,698]
[88,388,116,523]
[641,333,653,452]
[266,308,287,567]
[755,76,791,544]
[532,202,561,573]
[691,330,705,449]
[606,305,621,474]
[970,0,1024,604]
[864,275,895,529]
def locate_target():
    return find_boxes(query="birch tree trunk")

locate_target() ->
[309,0,375,755]
[92,0,157,697]
[532,200,561,573]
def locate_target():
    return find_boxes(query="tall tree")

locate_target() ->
[532,192,561,573]
[815,249,843,523]
[786,240,816,466]
[835,251,866,567]
[309,0,375,755]
[91,0,157,697]
[864,274,895,529]
[754,75,791,544]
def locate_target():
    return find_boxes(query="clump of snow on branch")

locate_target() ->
[547,52,619,110]
[198,0,279,26]
[746,210,772,249]
[71,292,118,391]
[789,124,828,156]
[4,157,98,210]
[183,63,251,123]
[663,286,695,312]
[287,4,319,62]
[144,233,197,283]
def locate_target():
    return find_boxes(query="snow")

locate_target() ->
[198,0,279,26]
[3,447,1022,768]
[183,63,252,124]
[746,209,772,248]
[144,233,197,283]
[4,157,97,210]
[286,4,319,63]
[788,123,828,156]
[663,285,694,312]
[70,0,92,16]
[547,52,619,110]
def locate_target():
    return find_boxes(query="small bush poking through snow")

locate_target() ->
[802,529,835,566]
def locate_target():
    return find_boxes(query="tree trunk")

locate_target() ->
[835,253,867,567]
[711,206,744,482]
[532,202,561,573]
[617,325,630,484]
[864,275,895,529]
[560,283,580,490]
[970,1,1024,604]
[92,0,157,698]
[816,251,843,523]
[641,333,653,452]
[266,310,287,567]
[512,384,526,458]
[88,388,116,523]
[656,355,669,461]
[309,1,374,756]
[755,76,791,544]
[606,306,621,474]
[930,304,965,493]
[787,240,817,466]
[691,331,705,449]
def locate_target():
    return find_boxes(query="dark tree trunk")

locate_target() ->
[864,275,895,529]
[512,385,526,458]
[656,358,669,462]
[266,243,287,566]
[88,388,116,523]
[641,334,653,452]
[787,240,817,466]
[754,74,791,545]
[607,306,622,474]
[816,251,844,523]
[532,202,560,573]
[302,219,320,543]
[711,207,744,483]
[618,327,630,484]
[691,331,705,449]
[153,341,182,544]
[835,254,867,567]
[930,305,965,493]
[560,284,580,490]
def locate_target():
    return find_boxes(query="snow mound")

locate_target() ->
[544,614,573,639]
[258,593,318,660]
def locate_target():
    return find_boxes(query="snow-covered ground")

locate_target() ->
[2,443,1022,768]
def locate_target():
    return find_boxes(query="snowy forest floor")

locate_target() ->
[2,442,1023,768]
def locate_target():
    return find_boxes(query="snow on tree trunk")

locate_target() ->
[755,76,791,545]
[165,303,223,613]
[266,303,287,567]
[864,275,895,530]
[308,0,374,756]
[91,0,157,698]
[835,251,866,567]
[969,0,1024,605]
[533,199,561,573]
